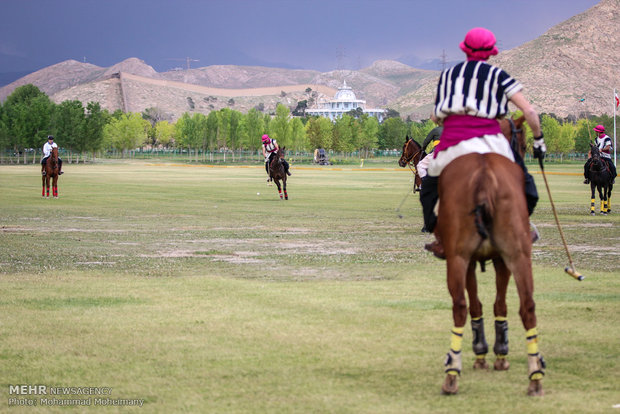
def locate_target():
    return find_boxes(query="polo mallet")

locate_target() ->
[537,156,585,281]
[395,187,414,219]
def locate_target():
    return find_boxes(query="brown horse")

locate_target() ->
[42,147,60,198]
[398,136,425,192]
[586,143,613,215]
[269,147,288,200]
[435,116,545,396]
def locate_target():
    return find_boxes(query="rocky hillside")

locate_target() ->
[0,0,617,120]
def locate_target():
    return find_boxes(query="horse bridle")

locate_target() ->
[402,139,423,175]
[507,118,523,155]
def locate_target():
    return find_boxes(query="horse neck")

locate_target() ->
[49,150,58,169]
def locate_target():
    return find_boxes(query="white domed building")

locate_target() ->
[306,81,385,122]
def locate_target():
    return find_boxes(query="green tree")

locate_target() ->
[51,100,85,152]
[332,114,355,152]
[228,110,242,150]
[289,117,308,152]
[175,112,207,150]
[103,112,149,155]
[305,117,332,150]
[271,103,291,147]
[557,122,576,155]
[206,111,219,150]
[217,109,232,148]
[379,117,407,149]
[359,116,379,157]
[242,108,265,150]
[574,119,592,153]
[83,102,108,156]
[2,84,54,151]
[154,120,176,148]
[540,115,561,154]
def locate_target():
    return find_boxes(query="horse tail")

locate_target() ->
[470,158,497,240]
[473,205,488,239]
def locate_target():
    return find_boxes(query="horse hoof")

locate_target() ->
[494,358,510,371]
[441,374,459,395]
[473,358,489,370]
[527,379,544,396]
[590,212,596,216]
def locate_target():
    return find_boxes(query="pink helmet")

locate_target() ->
[594,125,605,133]
[460,27,499,61]
[261,134,270,143]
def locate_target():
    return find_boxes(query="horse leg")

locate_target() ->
[507,254,545,396]
[283,177,288,200]
[590,183,596,215]
[53,175,58,198]
[275,179,283,199]
[492,257,511,371]
[466,260,489,370]
[442,256,468,395]
[45,176,50,198]
[42,175,46,197]
[598,184,606,215]
[608,184,612,212]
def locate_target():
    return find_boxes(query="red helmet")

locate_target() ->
[261,134,270,143]
[594,125,605,133]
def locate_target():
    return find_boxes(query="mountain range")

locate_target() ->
[1,0,618,121]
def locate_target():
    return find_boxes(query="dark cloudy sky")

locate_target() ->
[0,0,600,74]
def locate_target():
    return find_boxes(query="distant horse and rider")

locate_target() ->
[41,146,60,198]
[583,124,615,214]
[585,143,613,214]
[269,146,289,200]
[398,136,425,192]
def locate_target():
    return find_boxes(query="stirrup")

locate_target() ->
[41,171,46,176]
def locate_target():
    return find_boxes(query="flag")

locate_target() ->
[615,92,619,108]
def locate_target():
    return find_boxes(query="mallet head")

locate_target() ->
[564,266,584,281]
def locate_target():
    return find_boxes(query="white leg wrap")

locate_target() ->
[444,350,462,375]
[527,353,546,380]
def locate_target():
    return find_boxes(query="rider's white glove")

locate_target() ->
[533,133,546,160]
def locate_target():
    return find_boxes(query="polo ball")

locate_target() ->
[257,192,260,195]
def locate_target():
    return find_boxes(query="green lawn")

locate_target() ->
[1,161,618,413]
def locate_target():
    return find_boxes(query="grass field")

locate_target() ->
[1,160,618,413]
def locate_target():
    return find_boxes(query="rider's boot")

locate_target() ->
[420,175,444,258]
[58,160,64,175]
[583,178,589,184]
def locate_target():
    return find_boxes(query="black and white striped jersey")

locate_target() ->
[433,60,522,120]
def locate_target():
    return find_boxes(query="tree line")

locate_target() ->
[0,84,613,157]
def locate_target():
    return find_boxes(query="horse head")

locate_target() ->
[398,136,422,168]
[500,116,526,158]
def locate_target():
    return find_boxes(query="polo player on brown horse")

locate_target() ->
[419,27,546,396]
